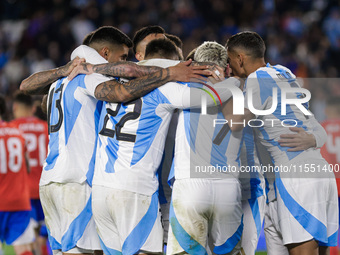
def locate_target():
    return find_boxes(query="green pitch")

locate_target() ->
[3,244,14,255]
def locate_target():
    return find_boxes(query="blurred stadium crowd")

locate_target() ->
[0,0,340,121]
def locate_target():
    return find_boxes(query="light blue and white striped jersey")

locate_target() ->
[244,63,327,201]
[244,63,320,165]
[170,89,242,181]
[92,59,240,195]
[40,46,110,186]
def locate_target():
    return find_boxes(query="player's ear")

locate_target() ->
[225,65,230,77]
[99,47,110,60]
[238,53,244,68]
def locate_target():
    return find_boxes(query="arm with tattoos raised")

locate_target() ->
[68,60,221,81]
[20,58,163,96]
[68,61,163,81]
[20,57,85,95]
[94,60,211,103]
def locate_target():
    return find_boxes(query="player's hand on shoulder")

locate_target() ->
[192,61,225,81]
[207,66,226,84]
[68,61,93,81]
[169,59,211,83]
[59,57,85,78]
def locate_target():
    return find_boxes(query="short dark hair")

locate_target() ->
[145,38,180,60]
[0,94,6,118]
[226,31,266,59]
[166,34,183,49]
[133,26,165,53]
[186,47,197,61]
[82,31,95,45]
[90,26,133,48]
[13,91,33,107]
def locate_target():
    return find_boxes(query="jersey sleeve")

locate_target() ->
[157,82,189,109]
[306,115,327,148]
[84,73,113,98]
[158,77,241,109]
[71,45,116,98]
[71,45,108,65]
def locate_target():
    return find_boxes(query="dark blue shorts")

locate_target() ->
[0,211,31,244]
[30,199,45,223]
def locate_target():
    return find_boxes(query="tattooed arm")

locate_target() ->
[20,57,85,95]
[68,61,163,80]
[95,60,211,103]
[68,60,223,81]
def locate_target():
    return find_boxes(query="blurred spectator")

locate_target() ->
[323,7,340,49]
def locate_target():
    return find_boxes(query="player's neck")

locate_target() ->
[245,59,266,76]
[14,110,33,119]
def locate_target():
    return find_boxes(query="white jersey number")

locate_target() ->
[23,133,47,167]
[0,137,23,173]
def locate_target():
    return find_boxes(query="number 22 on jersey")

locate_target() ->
[100,98,143,143]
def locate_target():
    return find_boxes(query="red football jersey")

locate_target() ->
[11,117,48,199]
[321,119,340,196]
[0,121,30,211]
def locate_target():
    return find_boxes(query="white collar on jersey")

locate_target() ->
[71,45,107,65]
[138,58,180,68]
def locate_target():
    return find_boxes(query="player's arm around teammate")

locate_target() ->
[21,49,211,103]
[20,57,85,95]
[72,58,211,103]
[20,57,163,95]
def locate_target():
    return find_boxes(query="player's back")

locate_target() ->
[93,83,179,196]
[41,73,107,186]
[93,59,186,196]
[172,105,243,180]
[11,116,48,199]
[93,58,241,195]
[0,122,30,211]
[246,64,318,164]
